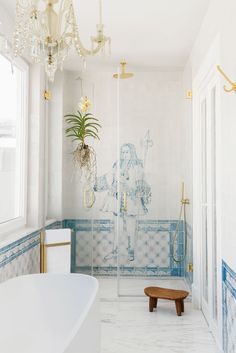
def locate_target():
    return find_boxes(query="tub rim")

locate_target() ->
[0,273,99,353]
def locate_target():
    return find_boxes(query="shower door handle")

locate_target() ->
[84,188,95,208]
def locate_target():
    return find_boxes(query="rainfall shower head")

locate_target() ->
[113,61,134,79]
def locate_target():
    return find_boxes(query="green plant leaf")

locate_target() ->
[64,108,101,144]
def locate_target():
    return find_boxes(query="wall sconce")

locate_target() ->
[217,65,236,93]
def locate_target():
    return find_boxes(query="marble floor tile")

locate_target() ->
[99,278,220,353]
[98,276,190,299]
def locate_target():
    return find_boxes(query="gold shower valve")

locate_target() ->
[181,198,190,205]
[187,263,193,273]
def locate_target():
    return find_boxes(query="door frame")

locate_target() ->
[192,35,222,348]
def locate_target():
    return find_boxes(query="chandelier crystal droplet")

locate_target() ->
[13,0,111,81]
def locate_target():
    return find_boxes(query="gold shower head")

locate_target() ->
[113,61,134,79]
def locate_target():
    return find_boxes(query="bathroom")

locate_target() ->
[0,0,235,352]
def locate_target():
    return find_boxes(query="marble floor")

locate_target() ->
[98,278,221,353]
[98,276,190,299]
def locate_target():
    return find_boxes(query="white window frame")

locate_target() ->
[0,54,29,234]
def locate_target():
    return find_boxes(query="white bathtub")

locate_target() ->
[0,274,100,353]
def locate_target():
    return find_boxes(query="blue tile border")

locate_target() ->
[74,266,175,277]
[0,230,40,256]
[222,260,236,353]
[223,260,236,299]
[0,219,188,278]
[0,221,60,269]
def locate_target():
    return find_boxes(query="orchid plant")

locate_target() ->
[65,97,101,206]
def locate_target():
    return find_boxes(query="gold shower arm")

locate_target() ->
[217,65,236,93]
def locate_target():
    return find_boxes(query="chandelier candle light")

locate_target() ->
[13,0,111,81]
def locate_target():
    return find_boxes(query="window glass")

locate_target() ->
[0,55,25,224]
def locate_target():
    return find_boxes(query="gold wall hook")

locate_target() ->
[217,65,236,93]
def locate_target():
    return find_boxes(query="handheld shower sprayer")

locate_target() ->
[172,182,190,263]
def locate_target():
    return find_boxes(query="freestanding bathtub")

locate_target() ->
[0,273,100,353]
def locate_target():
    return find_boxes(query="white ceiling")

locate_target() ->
[3,0,211,72]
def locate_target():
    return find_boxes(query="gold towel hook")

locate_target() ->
[217,65,236,93]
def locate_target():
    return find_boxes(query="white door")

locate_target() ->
[199,72,220,338]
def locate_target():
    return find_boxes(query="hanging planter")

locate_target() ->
[65,97,101,206]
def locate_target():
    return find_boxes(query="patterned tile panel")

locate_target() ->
[0,231,40,283]
[0,221,60,284]
[223,261,236,353]
[65,219,186,277]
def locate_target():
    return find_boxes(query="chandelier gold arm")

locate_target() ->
[12,0,111,81]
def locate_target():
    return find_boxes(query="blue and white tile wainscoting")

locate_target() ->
[0,221,62,283]
[65,219,187,277]
[0,218,189,283]
[223,261,236,353]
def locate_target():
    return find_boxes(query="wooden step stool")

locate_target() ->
[144,286,189,316]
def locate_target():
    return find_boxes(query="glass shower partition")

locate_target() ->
[116,70,186,296]
[69,67,189,297]
[69,70,119,285]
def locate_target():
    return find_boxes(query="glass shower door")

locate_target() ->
[116,70,186,296]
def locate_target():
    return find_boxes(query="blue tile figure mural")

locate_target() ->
[65,135,188,278]
[94,142,152,262]
[223,261,236,353]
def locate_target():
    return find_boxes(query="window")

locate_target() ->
[0,54,28,231]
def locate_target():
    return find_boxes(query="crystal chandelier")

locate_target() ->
[13,0,111,81]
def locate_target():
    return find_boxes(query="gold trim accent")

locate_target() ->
[40,232,45,273]
[83,188,94,208]
[217,65,236,93]
[186,90,192,99]
[44,242,71,248]
[187,263,193,272]
[113,61,134,79]
[44,90,52,100]
[40,233,71,273]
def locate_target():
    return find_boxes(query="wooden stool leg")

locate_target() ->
[154,298,158,308]
[149,297,156,312]
[181,300,184,313]
[175,300,182,316]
